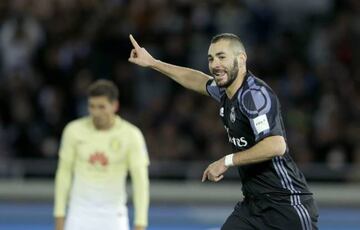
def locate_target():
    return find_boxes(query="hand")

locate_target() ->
[54,217,65,230]
[128,34,156,67]
[202,157,228,182]
[134,225,146,230]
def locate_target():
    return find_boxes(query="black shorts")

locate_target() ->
[221,195,319,230]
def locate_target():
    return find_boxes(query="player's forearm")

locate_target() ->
[232,136,286,166]
[54,161,73,217]
[151,59,211,94]
[131,166,150,227]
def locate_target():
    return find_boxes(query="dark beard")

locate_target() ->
[216,59,239,88]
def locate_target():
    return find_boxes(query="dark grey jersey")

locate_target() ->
[206,71,312,199]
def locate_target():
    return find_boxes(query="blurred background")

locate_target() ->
[0,0,359,229]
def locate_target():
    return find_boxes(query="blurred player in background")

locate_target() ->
[129,33,318,229]
[54,79,150,230]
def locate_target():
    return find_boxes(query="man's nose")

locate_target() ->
[211,58,221,69]
[91,108,101,116]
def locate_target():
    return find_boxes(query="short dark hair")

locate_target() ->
[87,79,119,101]
[211,33,241,44]
[211,33,246,55]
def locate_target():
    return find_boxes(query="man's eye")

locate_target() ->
[219,56,225,60]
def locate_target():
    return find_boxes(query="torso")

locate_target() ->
[207,72,312,199]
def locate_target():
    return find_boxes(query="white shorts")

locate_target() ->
[64,206,129,230]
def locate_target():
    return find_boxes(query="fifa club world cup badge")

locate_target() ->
[230,107,236,123]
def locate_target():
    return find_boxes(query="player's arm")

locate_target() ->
[203,85,287,182]
[128,34,212,95]
[232,135,286,165]
[130,165,149,230]
[54,125,76,230]
[128,129,150,230]
[202,136,285,182]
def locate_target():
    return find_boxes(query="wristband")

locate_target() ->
[224,154,234,167]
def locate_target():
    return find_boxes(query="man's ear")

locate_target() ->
[113,100,120,113]
[238,52,247,65]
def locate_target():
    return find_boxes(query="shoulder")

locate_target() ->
[206,79,226,102]
[63,117,92,134]
[237,73,277,118]
[117,117,144,138]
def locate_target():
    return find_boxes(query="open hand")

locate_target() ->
[134,226,146,230]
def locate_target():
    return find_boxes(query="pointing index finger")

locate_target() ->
[129,34,141,49]
[202,168,209,182]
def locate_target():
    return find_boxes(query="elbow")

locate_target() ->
[265,136,286,157]
[274,136,287,156]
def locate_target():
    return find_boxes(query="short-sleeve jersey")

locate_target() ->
[206,71,312,198]
[54,116,149,219]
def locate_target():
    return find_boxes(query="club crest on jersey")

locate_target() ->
[110,138,121,151]
[230,107,236,123]
[220,107,224,117]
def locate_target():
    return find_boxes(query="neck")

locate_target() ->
[94,116,116,130]
[225,67,247,99]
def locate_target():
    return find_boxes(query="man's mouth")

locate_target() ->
[94,118,103,124]
[213,70,227,81]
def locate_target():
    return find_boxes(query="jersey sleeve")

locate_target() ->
[128,129,150,169]
[128,128,150,227]
[206,79,225,102]
[54,124,76,217]
[238,83,284,142]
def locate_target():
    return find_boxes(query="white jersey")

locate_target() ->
[54,116,150,229]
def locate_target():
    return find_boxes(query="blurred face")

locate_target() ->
[208,40,241,88]
[88,96,118,130]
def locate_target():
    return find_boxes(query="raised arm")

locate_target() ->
[128,34,212,95]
